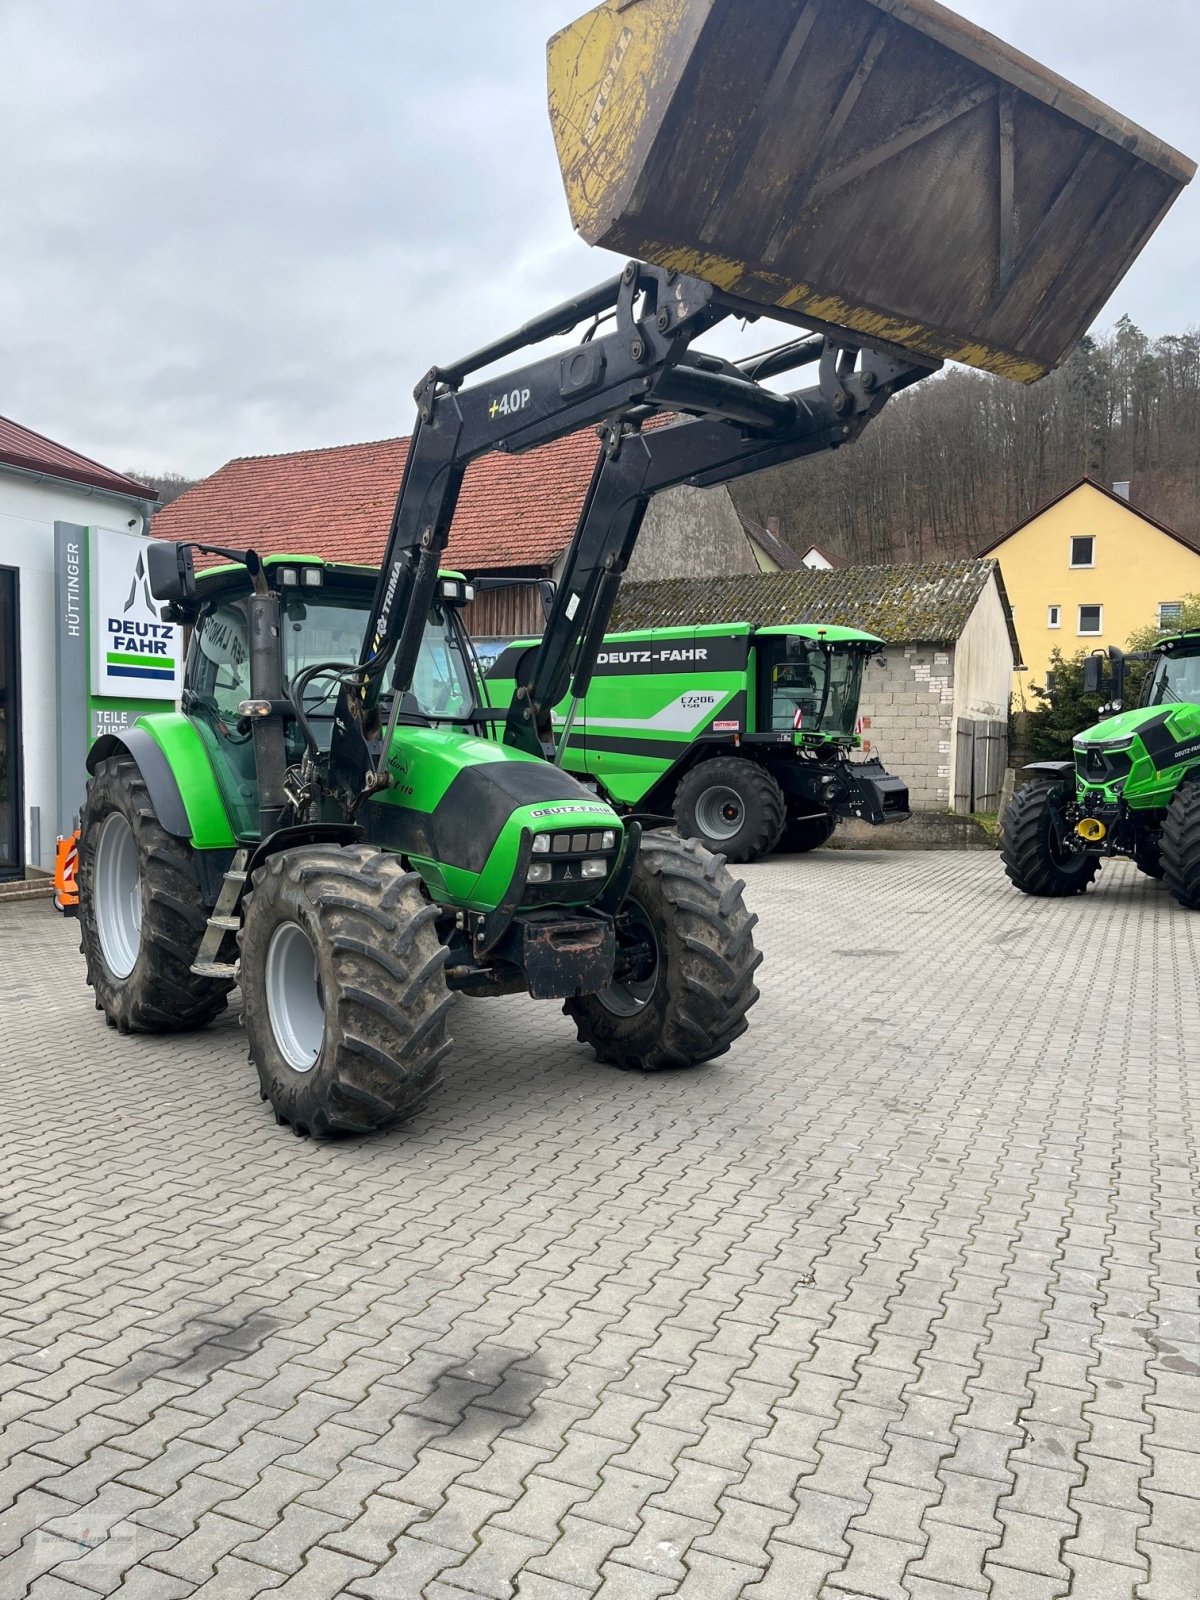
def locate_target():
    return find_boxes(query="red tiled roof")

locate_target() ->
[0,415,156,501]
[152,429,608,573]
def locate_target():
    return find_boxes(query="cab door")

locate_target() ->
[184,601,261,838]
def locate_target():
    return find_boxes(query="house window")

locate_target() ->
[1159,602,1184,629]
[1070,535,1095,567]
[1047,605,1061,629]
[1078,604,1103,635]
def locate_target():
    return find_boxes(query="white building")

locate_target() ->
[0,417,157,879]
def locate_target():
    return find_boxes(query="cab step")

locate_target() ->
[191,849,250,977]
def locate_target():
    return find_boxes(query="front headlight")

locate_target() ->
[531,834,551,855]
[581,859,608,879]
[527,861,552,883]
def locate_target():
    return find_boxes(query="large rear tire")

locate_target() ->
[565,832,762,1071]
[780,807,838,854]
[999,780,1100,897]
[1161,783,1200,909]
[672,757,785,863]
[78,756,234,1033]
[239,844,454,1137]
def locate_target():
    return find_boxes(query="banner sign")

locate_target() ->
[54,523,90,837]
[90,526,181,699]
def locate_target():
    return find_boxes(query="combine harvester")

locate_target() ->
[60,0,1190,1134]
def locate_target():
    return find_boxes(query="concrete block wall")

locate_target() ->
[857,645,955,812]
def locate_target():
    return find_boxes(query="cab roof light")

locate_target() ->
[302,566,323,587]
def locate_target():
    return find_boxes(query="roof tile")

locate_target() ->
[611,559,1002,644]
[151,430,605,571]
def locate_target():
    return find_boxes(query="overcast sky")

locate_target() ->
[1,0,1196,479]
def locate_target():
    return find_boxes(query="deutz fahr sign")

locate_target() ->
[89,526,181,699]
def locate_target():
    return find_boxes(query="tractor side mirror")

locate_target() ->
[1083,654,1106,696]
[147,541,197,603]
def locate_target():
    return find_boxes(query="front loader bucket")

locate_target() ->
[548,0,1194,381]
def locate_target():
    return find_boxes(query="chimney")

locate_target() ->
[766,516,782,538]
[1112,480,1131,501]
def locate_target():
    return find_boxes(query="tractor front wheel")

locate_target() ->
[565,832,762,1072]
[999,780,1100,897]
[1161,783,1200,909]
[78,756,234,1032]
[672,757,785,863]
[239,844,454,1136]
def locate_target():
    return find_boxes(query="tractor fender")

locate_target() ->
[243,824,364,881]
[87,729,191,839]
[1021,761,1074,777]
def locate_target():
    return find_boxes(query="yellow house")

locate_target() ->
[980,480,1200,707]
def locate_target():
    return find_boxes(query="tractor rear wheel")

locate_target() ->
[239,844,454,1137]
[78,755,234,1032]
[1160,783,1200,909]
[999,780,1100,897]
[565,832,762,1071]
[672,757,785,863]
[781,807,838,853]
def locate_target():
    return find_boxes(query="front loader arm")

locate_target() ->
[327,262,937,806]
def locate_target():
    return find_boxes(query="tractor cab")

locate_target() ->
[178,557,479,838]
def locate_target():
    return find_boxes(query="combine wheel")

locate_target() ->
[781,807,838,854]
[998,780,1100,897]
[240,844,454,1136]
[1160,783,1200,909]
[672,756,785,862]
[78,756,233,1032]
[565,832,762,1071]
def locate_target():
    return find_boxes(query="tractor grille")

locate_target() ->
[1076,747,1132,785]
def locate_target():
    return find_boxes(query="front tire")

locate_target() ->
[781,807,838,854]
[999,780,1100,897]
[240,844,454,1136]
[672,757,785,863]
[1161,784,1200,909]
[565,832,762,1071]
[78,756,233,1032]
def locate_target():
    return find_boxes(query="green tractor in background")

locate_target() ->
[1000,632,1200,907]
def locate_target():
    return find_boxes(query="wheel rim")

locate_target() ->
[694,784,744,841]
[596,899,661,1017]
[265,921,325,1072]
[94,812,142,980]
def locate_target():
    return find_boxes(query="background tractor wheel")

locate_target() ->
[780,807,838,854]
[1160,783,1200,909]
[672,757,785,863]
[1133,837,1165,880]
[565,832,762,1071]
[78,755,234,1033]
[240,844,453,1137]
[999,780,1100,897]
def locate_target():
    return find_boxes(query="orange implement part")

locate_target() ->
[54,831,80,915]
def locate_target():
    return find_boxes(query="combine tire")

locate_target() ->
[781,807,838,854]
[1161,783,1200,909]
[565,832,762,1071]
[240,844,453,1137]
[78,756,234,1032]
[673,757,785,863]
[999,780,1100,897]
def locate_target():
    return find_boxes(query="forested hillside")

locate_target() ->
[730,319,1200,564]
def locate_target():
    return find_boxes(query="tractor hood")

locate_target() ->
[1074,706,1164,748]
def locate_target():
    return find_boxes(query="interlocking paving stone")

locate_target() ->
[1,852,1197,1598]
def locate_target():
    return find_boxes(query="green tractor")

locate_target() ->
[1000,633,1200,907]
[485,621,908,863]
[63,0,1188,1134]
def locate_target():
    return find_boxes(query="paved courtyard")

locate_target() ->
[0,850,1197,1600]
